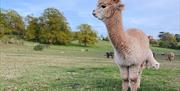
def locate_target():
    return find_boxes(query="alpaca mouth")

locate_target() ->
[152,63,160,70]
[98,17,103,20]
[92,13,104,21]
[97,17,104,21]
[94,15,101,20]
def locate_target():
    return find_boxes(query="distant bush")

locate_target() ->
[169,42,180,49]
[150,40,159,47]
[0,36,10,44]
[102,37,109,41]
[34,44,44,51]
[159,40,180,49]
[159,41,170,48]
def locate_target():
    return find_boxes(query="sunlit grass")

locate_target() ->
[0,41,180,91]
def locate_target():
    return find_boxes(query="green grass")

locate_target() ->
[151,47,180,56]
[0,41,180,91]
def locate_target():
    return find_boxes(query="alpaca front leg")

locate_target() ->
[120,66,129,91]
[129,65,140,91]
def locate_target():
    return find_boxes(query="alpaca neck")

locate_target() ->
[105,11,129,56]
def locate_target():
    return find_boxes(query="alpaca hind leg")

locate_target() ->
[129,65,140,91]
[138,62,146,88]
[137,67,143,88]
[137,75,141,88]
[120,66,129,91]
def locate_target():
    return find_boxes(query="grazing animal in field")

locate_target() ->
[92,0,160,91]
[167,52,175,62]
[106,52,114,58]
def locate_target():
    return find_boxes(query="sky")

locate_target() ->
[1,0,180,38]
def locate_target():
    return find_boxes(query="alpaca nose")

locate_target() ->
[92,10,96,16]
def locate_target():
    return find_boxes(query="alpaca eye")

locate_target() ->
[101,5,106,8]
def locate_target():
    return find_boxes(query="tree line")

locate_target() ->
[0,8,98,46]
[1,8,179,49]
[149,32,180,49]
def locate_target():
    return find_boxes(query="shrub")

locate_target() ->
[102,37,109,41]
[33,44,44,51]
[159,40,180,49]
[1,36,10,44]
[169,42,180,49]
[159,41,170,48]
[150,40,159,47]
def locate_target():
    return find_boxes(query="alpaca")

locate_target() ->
[167,52,175,62]
[92,0,160,91]
[106,52,114,59]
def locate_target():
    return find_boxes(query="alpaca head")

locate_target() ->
[92,0,124,21]
[146,61,160,70]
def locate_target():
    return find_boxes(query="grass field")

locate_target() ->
[0,41,180,91]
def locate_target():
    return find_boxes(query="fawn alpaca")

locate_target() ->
[92,0,160,91]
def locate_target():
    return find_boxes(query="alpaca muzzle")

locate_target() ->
[152,62,160,70]
[92,10,96,16]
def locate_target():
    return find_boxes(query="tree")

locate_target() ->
[0,9,25,38]
[39,8,71,44]
[0,9,5,38]
[72,31,80,40]
[158,32,179,49]
[0,9,10,38]
[175,34,180,42]
[101,35,109,41]
[159,32,176,42]
[25,15,39,41]
[77,24,97,46]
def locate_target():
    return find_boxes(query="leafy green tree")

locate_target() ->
[0,9,5,38]
[101,35,109,41]
[159,32,176,42]
[77,24,97,46]
[25,15,39,41]
[0,9,25,38]
[159,41,170,48]
[0,26,4,38]
[0,9,9,37]
[175,34,180,42]
[158,32,179,49]
[72,31,81,41]
[39,8,71,44]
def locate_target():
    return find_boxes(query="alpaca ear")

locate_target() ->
[113,0,120,3]
[116,3,124,10]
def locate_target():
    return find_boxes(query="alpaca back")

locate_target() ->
[126,28,149,49]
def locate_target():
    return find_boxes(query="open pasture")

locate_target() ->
[0,41,180,91]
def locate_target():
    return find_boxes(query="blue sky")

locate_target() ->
[1,0,180,38]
